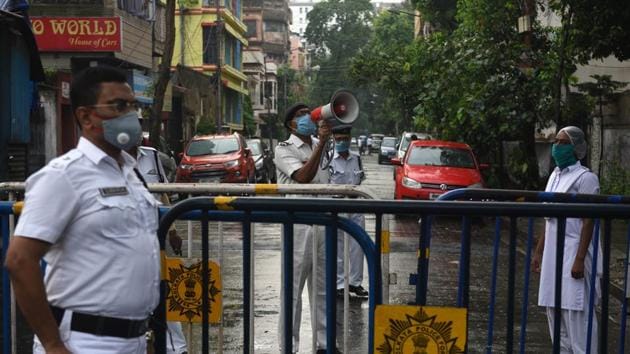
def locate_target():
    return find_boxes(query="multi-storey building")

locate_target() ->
[173,0,249,132]
[26,0,167,163]
[242,0,290,136]
[289,34,306,70]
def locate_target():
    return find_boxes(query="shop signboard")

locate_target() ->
[31,16,122,52]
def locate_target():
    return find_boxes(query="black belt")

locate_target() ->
[50,306,148,338]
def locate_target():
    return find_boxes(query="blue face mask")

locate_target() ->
[296,114,317,136]
[335,140,350,153]
[552,144,577,169]
[102,110,143,151]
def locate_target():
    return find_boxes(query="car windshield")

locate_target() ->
[407,146,475,168]
[187,138,240,156]
[382,138,396,147]
[248,141,262,155]
[400,137,412,151]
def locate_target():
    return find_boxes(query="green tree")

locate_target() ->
[411,0,457,33]
[304,0,373,116]
[556,0,630,62]
[410,0,558,188]
[349,6,417,135]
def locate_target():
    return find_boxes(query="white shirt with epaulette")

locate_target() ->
[273,134,330,185]
[329,151,364,186]
[14,137,160,320]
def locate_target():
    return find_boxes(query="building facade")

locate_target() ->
[242,0,290,136]
[173,0,249,132]
[28,0,167,161]
[0,8,44,182]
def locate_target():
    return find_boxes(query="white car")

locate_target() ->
[396,131,432,159]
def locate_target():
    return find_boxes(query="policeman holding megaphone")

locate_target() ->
[274,90,358,353]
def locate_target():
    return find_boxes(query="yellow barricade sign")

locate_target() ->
[374,305,467,354]
[165,258,222,323]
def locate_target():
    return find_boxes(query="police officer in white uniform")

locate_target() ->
[128,143,187,354]
[532,126,601,354]
[274,103,335,354]
[5,66,160,354]
[328,125,368,299]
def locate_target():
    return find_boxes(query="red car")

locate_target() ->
[175,133,256,183]
[393,140,487,200]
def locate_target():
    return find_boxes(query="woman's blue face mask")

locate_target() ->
[295,114,317,136]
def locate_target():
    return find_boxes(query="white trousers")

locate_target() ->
[166,321,188,354]
[545,306,598,354]
[279,224,328,353]
[336,213,366,289]
[33,311,146,354]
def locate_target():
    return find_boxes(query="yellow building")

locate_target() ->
[174,0,249,131]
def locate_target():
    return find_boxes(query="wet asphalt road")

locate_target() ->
[166,153,555,353]
[5,152,630,353]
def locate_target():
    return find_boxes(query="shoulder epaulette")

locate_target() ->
[278,141,292,147]
[49,150,82,170]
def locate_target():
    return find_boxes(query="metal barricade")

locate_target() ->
[0,182,388,354]
[4,184,630,353]
[437,188,630,354]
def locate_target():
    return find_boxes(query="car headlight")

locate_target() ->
[468,182,483,188]
[224,160,239,168]
[179,164,193,170]
[402,177,423,189]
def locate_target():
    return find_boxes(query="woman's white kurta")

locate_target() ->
[538,161,601,311]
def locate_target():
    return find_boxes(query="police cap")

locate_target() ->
[332,124,352,135]
[284,103,309,129]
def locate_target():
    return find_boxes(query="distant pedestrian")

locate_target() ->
[329,125,368,300]
[5,65,159,354]
[532,126,601,353]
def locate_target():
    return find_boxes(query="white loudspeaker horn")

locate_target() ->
[310,89,359,125]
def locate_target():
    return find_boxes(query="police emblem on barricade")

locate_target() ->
[374,305,466,354]
[165,258,222,323]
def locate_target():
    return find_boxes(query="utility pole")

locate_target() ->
[180,2,185,65]
[150,0,176,148]
[261,1,273,147]
[215,0,223,132]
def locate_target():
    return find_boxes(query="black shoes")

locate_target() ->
[316,349,342,354]
[336,285,369,299]
[349,285,369,298]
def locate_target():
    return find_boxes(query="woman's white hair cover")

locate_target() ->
[559,126,587,159]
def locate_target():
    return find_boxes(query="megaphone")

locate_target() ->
[310,89,359,126]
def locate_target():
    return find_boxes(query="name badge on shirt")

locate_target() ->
[99,186,129,197]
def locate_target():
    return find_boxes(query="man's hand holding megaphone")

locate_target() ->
[310,89,359,127]
[281,90,359,182]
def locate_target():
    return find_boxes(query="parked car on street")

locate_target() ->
[246,138,276,183]
[392,140,487,200]
[369,133,385,153]
[396,131,432,159]
[175,133,255,183]
[378,136,398,164]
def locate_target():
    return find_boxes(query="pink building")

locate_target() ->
[289,35,306,70]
